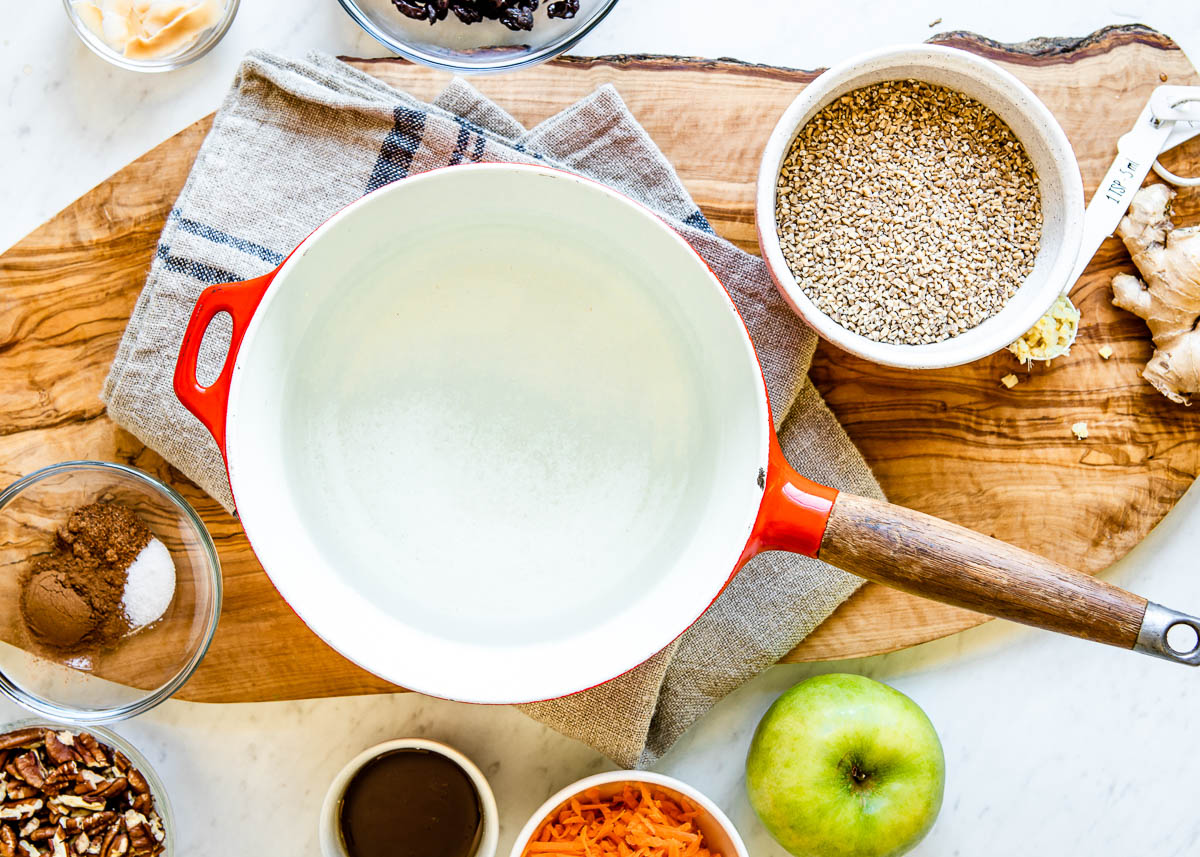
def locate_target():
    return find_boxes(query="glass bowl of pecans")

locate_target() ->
[0,461,221,724]
[335,0,621,73]
[0,720,173,856]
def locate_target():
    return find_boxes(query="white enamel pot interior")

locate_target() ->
[756,44,1085,369]
[177,164,774,704]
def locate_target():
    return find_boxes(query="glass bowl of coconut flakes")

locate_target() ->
[0,462,221,723]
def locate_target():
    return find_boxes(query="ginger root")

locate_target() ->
[1112,183,1200,405]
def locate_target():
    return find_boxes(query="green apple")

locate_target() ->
[745,673,944,857]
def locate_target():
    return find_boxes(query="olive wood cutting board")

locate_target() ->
[2,25,1198,703]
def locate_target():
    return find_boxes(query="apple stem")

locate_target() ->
[838,754,874,793]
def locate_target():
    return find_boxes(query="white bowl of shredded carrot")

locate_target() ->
[512,771,749,857]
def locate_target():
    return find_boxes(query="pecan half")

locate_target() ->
[12,755,46,790]
[44,802,63,825]
[41,764,79,797]
[57,814,115,837]
[99,833,127,857]
[0,800,42,821]
[121,771,146,799]
[52,797,105,814]
[3,786,35,804]
[121,813,156,857]
[97,823,120,857]
[72,738,105,771]
[0,825,15,857]
[81,781,126,805]
[0,733,42,753]
[40,736,75,768]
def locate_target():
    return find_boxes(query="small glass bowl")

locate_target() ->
[0,462,221,723]
[336,0,620,74]
[63,0,240,73]
[1,718,175,855]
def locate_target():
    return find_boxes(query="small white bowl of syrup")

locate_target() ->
[319,738,499,857]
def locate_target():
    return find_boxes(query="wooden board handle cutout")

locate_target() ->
[819,493,1200,665]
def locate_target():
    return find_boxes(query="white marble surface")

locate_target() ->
[4,1,1200,855]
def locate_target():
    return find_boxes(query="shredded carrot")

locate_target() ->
[521,785,722,857]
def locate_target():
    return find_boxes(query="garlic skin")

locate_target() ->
[73,0,224,60]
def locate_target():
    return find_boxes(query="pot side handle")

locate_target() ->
[172,271,276,460]
[738,436,839,564]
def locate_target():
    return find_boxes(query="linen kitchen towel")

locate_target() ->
[102,50,885,768]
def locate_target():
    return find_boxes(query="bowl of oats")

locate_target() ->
[756,44,1084,369]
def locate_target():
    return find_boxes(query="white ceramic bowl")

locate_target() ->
[756,44,1084,369]
[319,738,499,857]
[509,771,749,857]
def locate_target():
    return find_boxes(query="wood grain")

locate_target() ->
[0,25,1197,702]
[820,493,1147,648]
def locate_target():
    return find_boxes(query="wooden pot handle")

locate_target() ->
[818,492,1148,649]
[749,442,1200,664]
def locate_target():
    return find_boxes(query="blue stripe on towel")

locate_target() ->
[448,122,472,166]
[471,133,486,162]
[156,244,240,285]
[512,141,544,161]
[168,210,285,266]
[683,210,715,234]
[365,107,428,192]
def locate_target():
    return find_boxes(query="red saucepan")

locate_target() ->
[174,164,1199,703]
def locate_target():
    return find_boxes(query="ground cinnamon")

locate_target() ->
[20,502,152,651]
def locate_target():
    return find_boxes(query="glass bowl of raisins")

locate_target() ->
[335,0,620,73]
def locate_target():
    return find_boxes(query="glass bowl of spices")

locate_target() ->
[0,461,221,723]
[335,0,620,74]
[63,0,240,73]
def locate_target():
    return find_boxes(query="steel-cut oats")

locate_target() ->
[775,79,1043,345]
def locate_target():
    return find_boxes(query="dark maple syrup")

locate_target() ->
[339,748,482,857]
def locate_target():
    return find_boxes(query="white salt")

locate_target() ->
[122,537,176,630]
